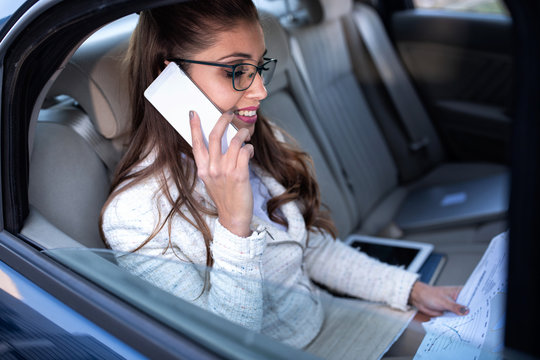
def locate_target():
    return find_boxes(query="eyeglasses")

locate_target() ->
[168,57,277,91]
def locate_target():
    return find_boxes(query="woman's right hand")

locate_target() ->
[190,110,254,237]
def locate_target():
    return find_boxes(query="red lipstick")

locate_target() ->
[234,106,259,124]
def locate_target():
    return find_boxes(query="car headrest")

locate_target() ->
[47,14,138,141]
[305,0,353,23]
[261,12,291,79]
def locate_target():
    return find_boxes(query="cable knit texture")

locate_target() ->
[102,158,418,348]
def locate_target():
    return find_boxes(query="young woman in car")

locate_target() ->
[100,0,468,351]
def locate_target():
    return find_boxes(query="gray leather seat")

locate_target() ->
[27,104,112,249]
[261,14,360,236]
[259,11,504,284]
[25,15,137,249]
[280,0,508,241]
[259,2,507,284]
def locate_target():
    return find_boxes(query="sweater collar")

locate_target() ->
[250,165,307,245]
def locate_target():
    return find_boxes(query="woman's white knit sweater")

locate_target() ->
[102,162,419,348]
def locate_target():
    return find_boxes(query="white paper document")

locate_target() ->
[414,232,508,360]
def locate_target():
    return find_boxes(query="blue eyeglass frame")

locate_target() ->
[168,57,277,91]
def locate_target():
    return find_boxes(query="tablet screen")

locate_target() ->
[350,240,420,268]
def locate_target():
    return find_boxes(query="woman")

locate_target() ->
[101,0,468,351]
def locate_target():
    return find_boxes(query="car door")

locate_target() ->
[376,0,540,357]
[384,0,512,164]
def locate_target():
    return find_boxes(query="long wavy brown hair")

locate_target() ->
[99,0,337,269]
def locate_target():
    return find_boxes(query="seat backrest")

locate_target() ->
[261,13,359,236]
[341,2,445,182]
[27,15,137,248]
[29,105,112,248]
[285,0,400,219]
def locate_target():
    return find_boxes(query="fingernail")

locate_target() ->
[189,111,194,120]
[460,307,469,314]
[225,110,234,116]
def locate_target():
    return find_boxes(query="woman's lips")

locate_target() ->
[234,107,258,124]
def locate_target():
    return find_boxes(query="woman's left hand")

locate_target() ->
[408,281,469,317]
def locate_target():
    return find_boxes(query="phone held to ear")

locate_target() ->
[144,62,238,153]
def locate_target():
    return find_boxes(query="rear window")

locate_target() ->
[0,17,8,30]
[413,0,509,15]
[0,1,27,31]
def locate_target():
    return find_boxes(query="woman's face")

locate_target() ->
[183,20,268,137]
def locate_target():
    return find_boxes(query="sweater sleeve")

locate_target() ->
[102,181,267,332]
[303,231,419,311]
[207,219,266,331]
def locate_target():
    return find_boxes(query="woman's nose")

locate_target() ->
[245,73,267,100]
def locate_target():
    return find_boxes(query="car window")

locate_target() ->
[14,2,511,359]
[43,248,403,357]
[42,247,504,359]
[413,0,509,15]
[0,260,146,359]
[43,248,315,358]
[0,17,8,30]
[0,0,27,31]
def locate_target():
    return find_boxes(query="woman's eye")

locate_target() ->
[225,70,247,78]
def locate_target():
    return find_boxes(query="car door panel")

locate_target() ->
[391,10,513,163]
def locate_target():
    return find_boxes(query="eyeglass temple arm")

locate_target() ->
[168,58,234,69]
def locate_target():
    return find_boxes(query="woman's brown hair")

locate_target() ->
[100,0,337,268]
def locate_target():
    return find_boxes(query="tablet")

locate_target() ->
[344,234,433,273]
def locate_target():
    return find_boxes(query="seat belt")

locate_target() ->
[352,4,432,152]
[39,105,121,177]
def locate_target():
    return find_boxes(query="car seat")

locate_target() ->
[24,15,137,249]
[274,0,508,239]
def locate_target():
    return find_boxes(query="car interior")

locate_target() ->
[22,0,511,298]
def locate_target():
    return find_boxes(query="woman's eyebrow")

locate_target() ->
[217,49,268,62]
[217,52,253,62]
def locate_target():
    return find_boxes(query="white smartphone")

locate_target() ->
[144,62,237,153]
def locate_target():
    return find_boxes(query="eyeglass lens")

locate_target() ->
[233,60,276,91]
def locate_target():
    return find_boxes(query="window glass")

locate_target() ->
[40,248,430,358]
[0,0,27,31]
[413,0,509,15]
[43,248,312,358]
[0,261,145,359]
[43,247,505,359]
